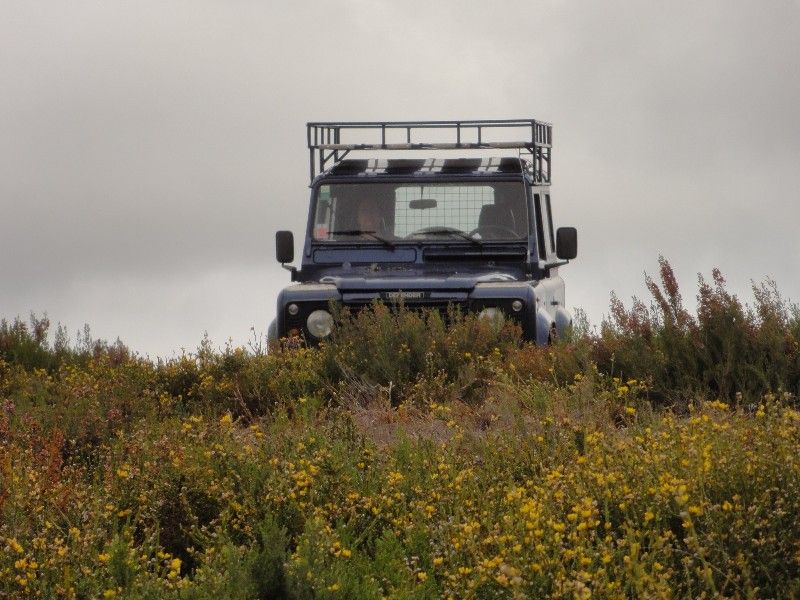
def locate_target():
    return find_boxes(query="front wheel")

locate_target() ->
[547,323,558,345]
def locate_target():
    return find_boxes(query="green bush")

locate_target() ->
[321,302,521,404]
[595,257,800,405]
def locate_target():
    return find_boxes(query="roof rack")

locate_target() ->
[307,119,552,184]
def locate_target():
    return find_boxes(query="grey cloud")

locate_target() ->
[1,0,798,356]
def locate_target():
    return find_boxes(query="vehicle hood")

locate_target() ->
[316,266,523,292]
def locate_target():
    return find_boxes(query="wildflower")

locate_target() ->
[219,413,233,426]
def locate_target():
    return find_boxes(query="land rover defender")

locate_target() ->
[269,119,577,345]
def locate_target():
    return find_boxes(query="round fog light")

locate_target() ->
[511,300,523,312]
[287,303,299,316]
[306,310,333,338]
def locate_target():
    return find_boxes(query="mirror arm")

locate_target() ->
[281,263,298,281]
[545,259,570,268]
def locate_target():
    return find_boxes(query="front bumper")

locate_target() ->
[273,282,539,343]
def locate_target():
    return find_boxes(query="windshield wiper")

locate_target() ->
[328,230,395,248]
[421,228,483,247]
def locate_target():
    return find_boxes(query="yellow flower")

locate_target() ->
[98,553,111,563]
[219,413,233,426]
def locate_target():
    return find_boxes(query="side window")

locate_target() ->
[533,193,547,258]
[545,194,556,253]
[313,186,334,239]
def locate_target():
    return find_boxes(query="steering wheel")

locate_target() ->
[468,225,518,239]
[405,226,465,238]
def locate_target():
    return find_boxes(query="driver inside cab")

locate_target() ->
[353,197,396,240]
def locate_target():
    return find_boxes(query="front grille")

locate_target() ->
[343,299,469,320]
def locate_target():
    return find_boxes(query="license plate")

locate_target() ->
[381,291,430,302]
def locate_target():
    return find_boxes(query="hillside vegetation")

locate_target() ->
[1,259,799,598]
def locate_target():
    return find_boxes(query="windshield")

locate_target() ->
[312,182,528,242]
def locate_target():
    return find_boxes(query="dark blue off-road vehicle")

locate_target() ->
[269,119,577,345]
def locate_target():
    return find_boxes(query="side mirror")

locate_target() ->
[276,230,294,264]
[556,227,577,260]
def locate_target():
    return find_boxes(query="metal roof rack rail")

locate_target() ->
[306,119,552,184]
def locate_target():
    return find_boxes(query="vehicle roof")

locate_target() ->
[314,157,529,184]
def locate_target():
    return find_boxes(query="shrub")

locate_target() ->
[595,257,800,405]
[321,302,522,404]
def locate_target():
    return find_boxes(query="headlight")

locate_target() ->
[511,300,523,312]
[287,303,299,316]
[478,307,503,322]
[306,309,333,338]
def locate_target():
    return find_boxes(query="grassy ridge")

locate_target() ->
[1,261,799,598]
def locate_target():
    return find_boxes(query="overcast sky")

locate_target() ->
[2,1,799,357]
